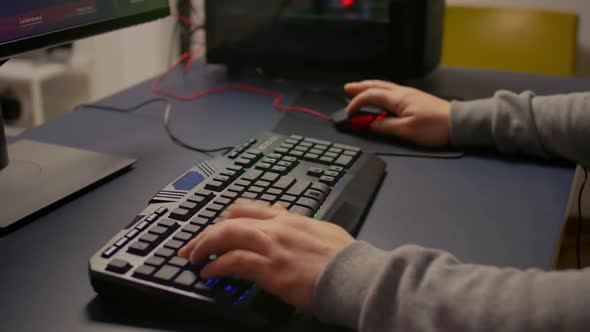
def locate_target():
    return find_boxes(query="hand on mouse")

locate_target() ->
[345,80,452,147]
[177,199,354,312]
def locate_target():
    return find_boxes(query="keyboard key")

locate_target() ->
[182,224,201,234]
[153,265,181,283]
[267,153,283,160]
[102,246,118,258]
[248,186,264,194]
[271,165,288,174]
[304,189,326,202]
[168,256,190,268]
[205,180,226,192]
[242,169,263,181]
[334,155,354,168]
[133,264,156,279]
[242,192,258,200]
[180,201,198,211]
[328,147,343,154]
[303,153,320,161]
[311,182,331,195]
[319,156,335,164]
[214,197,232,206]
[194,281,214,295]
[228,151,239,159]
[174,270,198,289]
[290,135,303,141]
[198,210,217,219]
[279,143,294,150]
[266,188,282,196]
[235,158,255,167]
[255,162,272,170]
[320,175,337,186]
[309,149,323,155]
[145,256,166,267]
[294,146,308,152]
[170,208,191,221]
[261,172,279,183]
[282,156,298,162]
[149,226,168,236]
[157,218,177,228]
[307,167,324,177]
[196,189,214,198]
[154,248,175,259]
[187,194,206,205]
[315,145,329,151]
[329,165,344,173]
[255,180,271,188]
[106,259,132,274]
[164,240,184,250]
[227,185,246,193]
[296,197,321,211]
[324,152,339,158]
[173,232,194,242]
[280,194,297,202]
[324,170,340,177]
[272,176,296,190]
[275,147,289,154]
[343,150,359,157]
[260,194,277,202]
[285,138,299,145]
[227,166,244,173]
[299,141,313,148]
[277,161,293,168]
[139,233,159,244]
[221,190,239,200]
[145,213,159,223]
[276,201,291,209]
[125,228,140,239]
[303,138,332,146]
[332,143,361,152]
[287,150,304,157]
[114,237,129,247]
[261,158,277,164]
[190,217,209,225]
[206,203,225,212]
[286,180,311,196]
[154,207,169,216]
[127,241,151,256]
[289,205,315,217]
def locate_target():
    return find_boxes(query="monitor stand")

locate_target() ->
[0,60,135,232]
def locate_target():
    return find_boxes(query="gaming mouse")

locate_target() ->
[331,106,391,132]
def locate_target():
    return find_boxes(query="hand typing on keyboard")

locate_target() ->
[178,199,354,312]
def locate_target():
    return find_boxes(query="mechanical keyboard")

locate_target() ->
[89,132,386,326]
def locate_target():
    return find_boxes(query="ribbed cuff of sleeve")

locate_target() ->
[450,98,497,149]
[311,241,389,329]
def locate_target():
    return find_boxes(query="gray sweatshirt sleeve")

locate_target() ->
[311,92,590,331]
[313,242,590,331]
[450,90,590,167]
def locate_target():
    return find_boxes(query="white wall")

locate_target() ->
[76,15,176,101]
[448,0,590,76]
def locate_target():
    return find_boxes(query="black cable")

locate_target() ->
[75,99,235,157]
[576,167,588,269]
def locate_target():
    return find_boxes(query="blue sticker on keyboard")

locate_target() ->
[173,171,205,191]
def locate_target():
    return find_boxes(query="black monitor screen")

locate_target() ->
[0,0,169,59]
[206,0,392,75]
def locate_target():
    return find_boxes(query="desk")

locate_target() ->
[1,64,587,331]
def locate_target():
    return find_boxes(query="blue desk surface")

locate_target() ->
[1,64,587,331]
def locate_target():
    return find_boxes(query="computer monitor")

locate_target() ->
[0,1,170,231]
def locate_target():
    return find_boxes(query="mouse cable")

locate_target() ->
[75,98,234,157]
[151,52,331,121]
[576,166,588,269]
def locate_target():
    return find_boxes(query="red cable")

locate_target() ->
[171,12,197,28]
[151,53,331,121]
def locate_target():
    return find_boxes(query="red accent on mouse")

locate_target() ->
[330,106,391,132]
